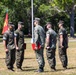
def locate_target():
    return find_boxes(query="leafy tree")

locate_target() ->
[0,0,31,34]
[39,0,76,37]
[50,0,76,37]
[0,0,76,36]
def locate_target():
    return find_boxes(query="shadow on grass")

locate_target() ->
[22,66,37,71]
[22,69,37,71]
[57,67,76,71]
[23,66,34,68]
[24,58,34,60]
[67,67,76,70]
[44,67,76,73]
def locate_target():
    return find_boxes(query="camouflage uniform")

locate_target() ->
[46,28,57,69]
[15,29,24,69]
[58,28,68,68]
[3,30,15,69]
[34,25,45,70]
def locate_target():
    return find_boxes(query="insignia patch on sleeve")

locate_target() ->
[3,37,6,40]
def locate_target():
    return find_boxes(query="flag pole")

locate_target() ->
[2,9,8,34]
[31,0,34,43]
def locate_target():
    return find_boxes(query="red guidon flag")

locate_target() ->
[2,12,8,34]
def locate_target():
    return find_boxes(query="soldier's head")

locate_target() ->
[58,20,64,28]
[8,22,14,31]
[34,18,40,26]
[18,21,24,30]
[46,22,52,29]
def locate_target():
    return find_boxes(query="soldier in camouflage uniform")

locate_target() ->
[58,20,68,69]
[14,21,24,71]
[46,22,57,71]
[3,22,15,71]
[34,18,45,72]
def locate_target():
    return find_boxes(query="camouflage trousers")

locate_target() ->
[35,48,45,69]
[46,48,56,69]
[16,50,24,68]
[58,47,68,67]
[5,49,15,69]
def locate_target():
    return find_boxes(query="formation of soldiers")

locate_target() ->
[33,18,68,72]
[3,18,68,73]
[3,22,25,72]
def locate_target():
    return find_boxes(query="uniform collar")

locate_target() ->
[8,29,13,32]
[48,28,52,30]
[35,24,39,27]
[17,29,22,31]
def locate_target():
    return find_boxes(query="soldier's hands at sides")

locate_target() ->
[5,49,8,52]
[16,47,19,50]
[39,45,42,49]
[34,45,42,50]
[34,46,38,50]
[46,46,50,50]
[60,45,64,48]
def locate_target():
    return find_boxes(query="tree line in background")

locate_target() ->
[0,0,76,37]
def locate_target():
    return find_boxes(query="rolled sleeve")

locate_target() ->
[3,34,7,40]
[46,31,50,38]
[14,33,18,37]
[59,29,63,35]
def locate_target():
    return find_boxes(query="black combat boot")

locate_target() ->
[51,67,56,72]
[38,67,44,73]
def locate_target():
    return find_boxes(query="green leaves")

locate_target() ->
[0,0,76,34]
[39,4,50,13]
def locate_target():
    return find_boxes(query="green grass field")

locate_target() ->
[0,38,76,75]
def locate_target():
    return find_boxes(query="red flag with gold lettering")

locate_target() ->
[2,12,8,34]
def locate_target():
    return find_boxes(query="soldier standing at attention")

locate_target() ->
[58,20,68,69]
[46,22,57,71]
[34,18,45,72]
[3,22,15,71]
[14,21,24,71]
